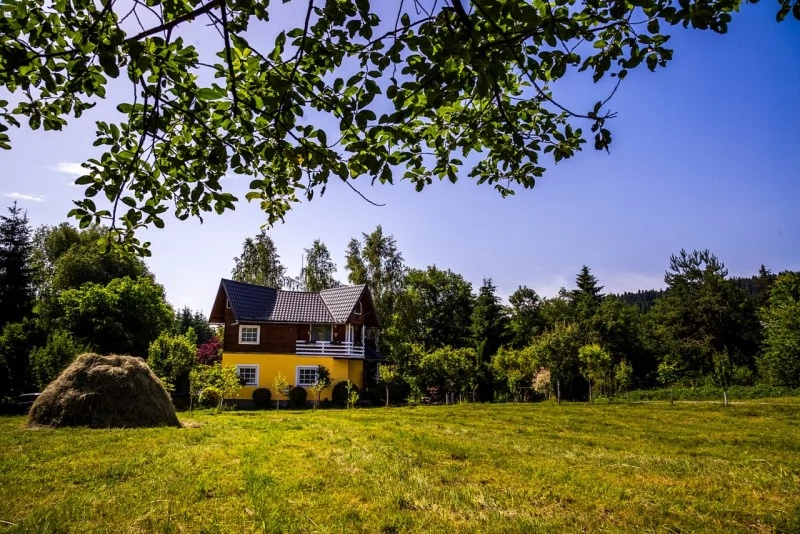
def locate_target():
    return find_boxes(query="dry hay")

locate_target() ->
[27,353,181,428]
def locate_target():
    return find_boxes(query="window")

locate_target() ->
[226,298,231,309]
[297,366,319,387]
[236,365,258,386]
[310,324,332,342]
[239,325,260,344]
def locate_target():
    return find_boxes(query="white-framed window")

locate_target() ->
[239,325,260,344]
[310,324,332,342]
[236,365,259,386]
[354,301,363,315]
[226,298,231,309]
[296,366,319,387]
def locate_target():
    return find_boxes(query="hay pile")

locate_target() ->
[27,353,181,428]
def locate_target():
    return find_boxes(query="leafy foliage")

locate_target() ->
[190,363,242,411]
[231,230,287,288]
[578,343,611,402]
[148,330,196,392]
[378,364,400,407]
[196,336,222,365]
[332,379,354,407]
[59,276,174,357]
[309,364,331,408]
[649,250,760,379]
[299,240,338,291]
[174,307,214,345]
[346,226,405,327]
[508,285,543,348]
[415,346,479,400]
[0,320,41,399]
[252,387,272,409]
[273,372,290,410]
[30,224,150,296]
[289,385,308,409]
[392,266,474,352]
[615,359,633,397]
[4,0,796,252]
[759,272,800,385]
[29,329,88,390]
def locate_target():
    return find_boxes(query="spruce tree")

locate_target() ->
[470,278,509,401]
[573,266,604,304]
[570,265,605,335]
[0,202,34,329]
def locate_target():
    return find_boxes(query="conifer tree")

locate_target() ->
[470,278,509,360]
[0,202,34,329]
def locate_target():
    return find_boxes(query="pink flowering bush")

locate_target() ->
[196,336,222,365]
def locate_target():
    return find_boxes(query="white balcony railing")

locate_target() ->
[295,340,364,358]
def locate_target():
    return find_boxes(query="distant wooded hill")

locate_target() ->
[616,276,763,312]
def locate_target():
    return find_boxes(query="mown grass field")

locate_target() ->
[2,401,800,533]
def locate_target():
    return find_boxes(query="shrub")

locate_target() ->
[332,380,360,407]
[29,329,88,391]
[190,364,241,412]
[148,331,195,393]
[196,336,222,365]
[289,386,307,408]
[252,387,271,409]
[198,386,222,409]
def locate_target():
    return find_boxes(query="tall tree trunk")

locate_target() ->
[385,385,389,408]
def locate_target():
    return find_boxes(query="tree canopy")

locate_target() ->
[299,239,338,291]
[231,229,287,288]
[2,0,796,253]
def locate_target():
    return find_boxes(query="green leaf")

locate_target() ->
[98,52,119,78]
[197,88,220,100]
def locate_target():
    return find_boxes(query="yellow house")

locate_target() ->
[208,279,381,404]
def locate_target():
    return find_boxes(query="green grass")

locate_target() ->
[2,401,800,533]
[626,384,800,402]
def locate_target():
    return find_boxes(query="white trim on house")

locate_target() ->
[239,325,260,345]
[236,364,259,386]
[345,324,354,343]
[296,366,319,387]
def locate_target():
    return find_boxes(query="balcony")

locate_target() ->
[295,340,364,358]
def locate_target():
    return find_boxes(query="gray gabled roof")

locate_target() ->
[272,291,333,323]
[321,285,367,323]
[219,279,367,324]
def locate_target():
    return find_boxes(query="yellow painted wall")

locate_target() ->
[222,352,364,401]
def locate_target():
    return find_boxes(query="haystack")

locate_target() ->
[27,353,181,428]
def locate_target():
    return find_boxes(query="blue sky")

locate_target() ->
[2,3,799,312]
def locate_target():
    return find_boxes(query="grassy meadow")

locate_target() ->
[2,401,800,533]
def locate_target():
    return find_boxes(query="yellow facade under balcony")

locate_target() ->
[221,352,364,402]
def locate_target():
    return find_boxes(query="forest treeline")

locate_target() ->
[224,224,800,404]
[1,203,799,405]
